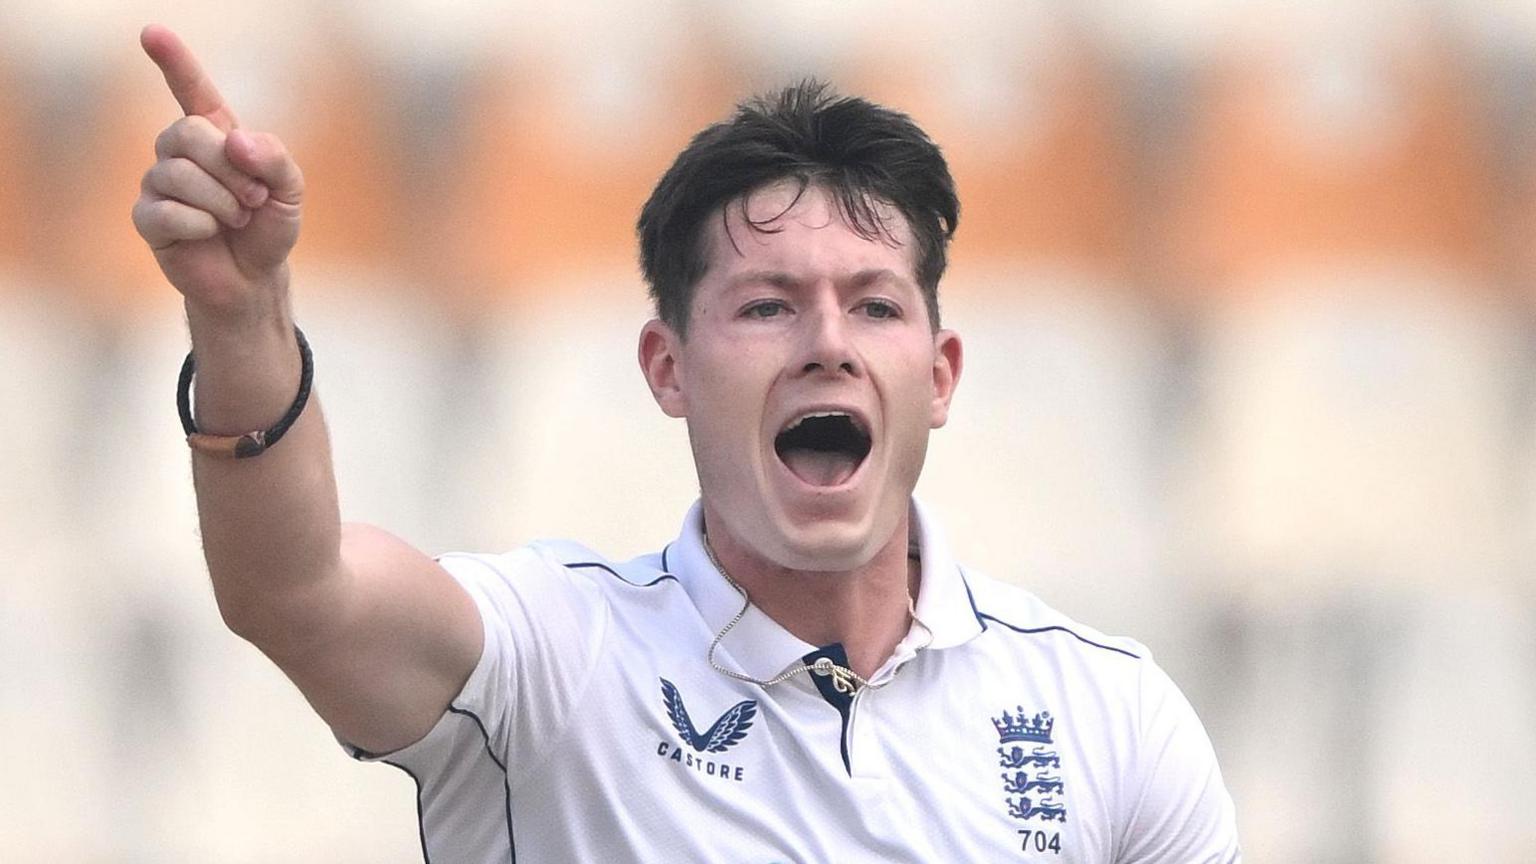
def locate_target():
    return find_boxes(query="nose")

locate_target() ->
[796,299,861,378]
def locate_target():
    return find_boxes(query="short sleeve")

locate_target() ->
[346,545,610,787]
[1117,659,1242,863]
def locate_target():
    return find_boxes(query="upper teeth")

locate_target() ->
[788,411,853,431]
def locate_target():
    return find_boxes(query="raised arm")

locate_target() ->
[133,25,481,754]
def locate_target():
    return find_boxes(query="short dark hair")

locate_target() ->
[637,80,958,335]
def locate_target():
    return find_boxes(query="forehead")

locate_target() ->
[698,180,918,285]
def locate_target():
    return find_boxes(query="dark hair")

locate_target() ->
[637,79,958,335]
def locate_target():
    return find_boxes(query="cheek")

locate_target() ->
[874,346,939,403]
[881,358,945,441]
[686,351,773,447]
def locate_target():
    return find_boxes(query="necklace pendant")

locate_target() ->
[812,657,859,694]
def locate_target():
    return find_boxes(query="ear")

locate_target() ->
[638,318,688,418]
[928,328,963,428]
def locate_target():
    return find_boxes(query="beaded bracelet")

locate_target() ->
[177,325,313,458]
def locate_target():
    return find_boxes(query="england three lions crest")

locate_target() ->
[993,707,1067,825]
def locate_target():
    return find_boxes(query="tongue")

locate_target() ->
[781,448,860,487]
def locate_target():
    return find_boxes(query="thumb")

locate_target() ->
[227,129,303,207]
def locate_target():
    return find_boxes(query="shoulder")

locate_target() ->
[959,566,1150,667]
[527,539,680,589]
[434,539,678,602]
[422,539,684,693]
[957,571,1240,855]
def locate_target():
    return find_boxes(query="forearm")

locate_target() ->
[185,295,344,645]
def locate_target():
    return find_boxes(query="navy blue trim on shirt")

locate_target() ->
[803,643,857,776]
[960,570,986,629]
[448,705,508,771]
[447,704,517,863]
[959,571,1141,660]
[446,550,676,588]
[977,615,1143,660]
[566,561,678,588]
[381,759,432,864]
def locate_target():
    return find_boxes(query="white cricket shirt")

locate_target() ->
[349,499,1240,862]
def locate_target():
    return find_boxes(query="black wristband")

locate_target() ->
[177,325,313,459]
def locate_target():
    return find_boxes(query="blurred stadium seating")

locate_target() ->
[2,2,1533,861]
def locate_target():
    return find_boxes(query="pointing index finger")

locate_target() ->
[140,24,240,132]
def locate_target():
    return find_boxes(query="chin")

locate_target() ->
[771,527,872,573]
[761,498,897,574]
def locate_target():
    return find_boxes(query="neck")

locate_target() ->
[703,510,920,681]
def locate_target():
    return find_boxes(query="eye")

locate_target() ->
[860,299,901,320]
[743,300,788,319]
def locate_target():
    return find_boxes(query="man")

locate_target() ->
[134,23,1240,862]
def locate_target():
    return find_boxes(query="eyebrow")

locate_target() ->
[724,268,910,291]
[725,270,799,290]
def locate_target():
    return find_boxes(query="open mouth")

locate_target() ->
[774,411,872,488]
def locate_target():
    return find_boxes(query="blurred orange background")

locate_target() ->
[2,2,1533,861]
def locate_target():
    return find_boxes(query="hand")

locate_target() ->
[132,25,304,320]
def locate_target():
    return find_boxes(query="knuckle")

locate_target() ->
[155,115,221,159]
[153,124,178,158]
[133,199,175,244]
[130,198,152,232]
[144,157,186,193]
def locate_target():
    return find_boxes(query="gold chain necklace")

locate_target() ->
[701,535,931,694]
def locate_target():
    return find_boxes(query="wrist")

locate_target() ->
[182,307,305,437]
[182,266,292,331]
[179,325,313,459]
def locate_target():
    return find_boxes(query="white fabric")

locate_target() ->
[350,500,1240,862]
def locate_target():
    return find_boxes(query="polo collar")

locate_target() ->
[667,498,984,684]
[907,496,987,650]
